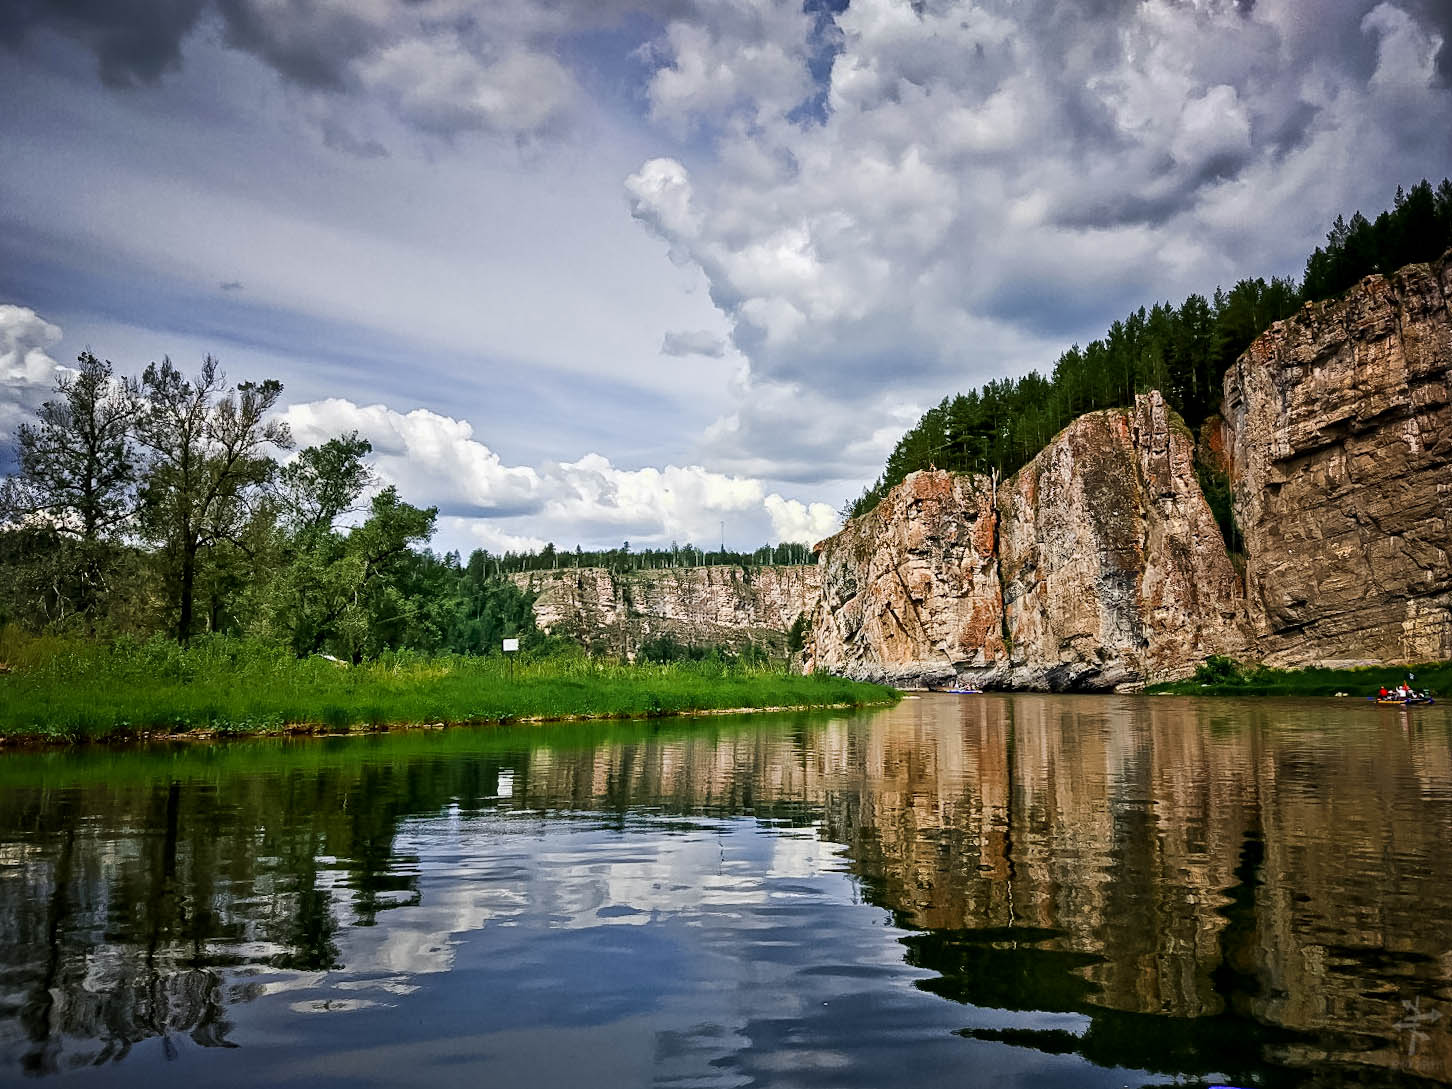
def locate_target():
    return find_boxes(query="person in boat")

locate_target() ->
[1380,686,1390,699]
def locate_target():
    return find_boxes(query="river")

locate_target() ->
[1,693,1449,1087]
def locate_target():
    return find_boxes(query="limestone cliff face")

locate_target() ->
[808,254,1451,687]
[809,471,1004,686]
[519,259,1449,682]
[995,392,1245,688]
[807,393,1244,689]
[512,565,818,657]
[1223,253,1452,666]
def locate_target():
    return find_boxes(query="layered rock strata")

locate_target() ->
[1223,254,1452,666]
[808,253,1451,687]
[512,565,818,658]
[807,392,1244,689]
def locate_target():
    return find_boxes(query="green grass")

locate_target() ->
[1146,654,1452,698]
[0,631,897,744]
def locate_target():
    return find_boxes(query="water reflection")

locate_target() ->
[0,696,1449,1086]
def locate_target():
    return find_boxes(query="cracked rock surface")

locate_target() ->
[806,393,1243,690]
[806,470,1004,688]
[1224,252,1452,666]
[807,253,1451,688]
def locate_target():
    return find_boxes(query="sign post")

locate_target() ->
[503,637,519,682]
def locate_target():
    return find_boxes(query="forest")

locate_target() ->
[0,356,808,661]
[846,178,1452,518]
[470,539,815,577]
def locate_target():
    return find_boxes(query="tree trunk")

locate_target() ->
[178,543,196,644]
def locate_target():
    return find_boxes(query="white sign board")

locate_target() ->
[502,638,520,653]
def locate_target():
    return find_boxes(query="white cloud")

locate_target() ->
[284,398,544,517]
[357,37,575,137]
[764,494,838,546]
[7,0,1452,519]
[441,516,549,556]
[0,305,65,439]
[283,396,826,553]
[646,0,816,132]
[626,0,1452,485]
[1363,2,1443,92]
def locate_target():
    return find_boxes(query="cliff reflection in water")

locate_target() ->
[1,695,1450,1085]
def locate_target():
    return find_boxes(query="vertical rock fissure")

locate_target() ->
[990,467,1012,669]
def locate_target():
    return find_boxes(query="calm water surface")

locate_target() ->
[2,694,1451,1087]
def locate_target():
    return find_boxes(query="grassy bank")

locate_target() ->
[0,632,896,745]
[1147,655,1451,698]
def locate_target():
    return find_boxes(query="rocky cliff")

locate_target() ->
[809,471,1004,684]
[808,392,1243,689]
[512,565,818,658]
[1223,253,1452,666]
[996,391,1245,688]
[808,253,1452,688]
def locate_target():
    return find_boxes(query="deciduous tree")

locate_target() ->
[135,355,291,643]
[0,351,139,627]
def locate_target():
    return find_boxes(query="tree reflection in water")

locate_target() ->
[0,696,1448,1086]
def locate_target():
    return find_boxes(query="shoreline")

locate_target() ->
[1144,657,1450,698]
[0,697,901,753]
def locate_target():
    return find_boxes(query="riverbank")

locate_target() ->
[1146,655,1451,698]
[0,634,897,746]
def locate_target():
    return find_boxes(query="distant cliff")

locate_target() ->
[510,565,818,658]
[807,252,1452,688]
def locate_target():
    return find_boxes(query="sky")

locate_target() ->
[2,0,1449,556]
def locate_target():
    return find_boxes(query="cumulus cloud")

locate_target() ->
[0,305,65,444]
[645,0,817,132]
[356,36,575,138]
[764,494,838,546]
[9,0,1451,511]
[284,398,544,519]
[627,0,1452,483]
[4,0,207,87]
[283,397,825,553]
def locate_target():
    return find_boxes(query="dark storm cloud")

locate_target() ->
[0,0,636,141]
[4,0,206,86]
[4,0,374,91]
[213,0,388,90]
[1404,0,1452,83]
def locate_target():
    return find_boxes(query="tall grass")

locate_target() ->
[0,629,895,743]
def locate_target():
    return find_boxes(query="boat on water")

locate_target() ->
[1374,697,1436,706]
[938,687,982,695]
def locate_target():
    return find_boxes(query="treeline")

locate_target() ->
[0,355,820,659]
[0,354,547,660]
[473,539,815,577]
[848,178,1452,518]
